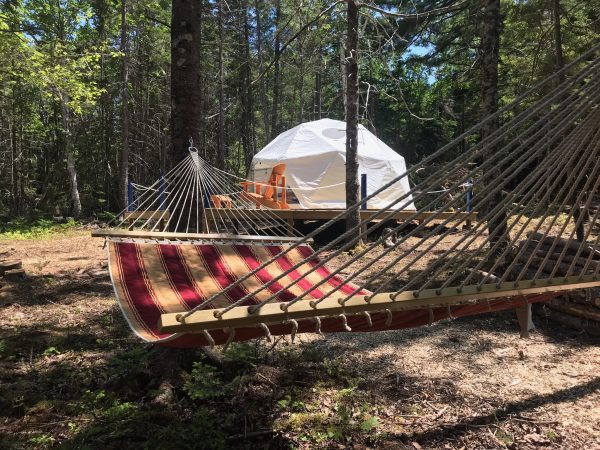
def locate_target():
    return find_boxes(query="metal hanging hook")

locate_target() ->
[188,137,198,153]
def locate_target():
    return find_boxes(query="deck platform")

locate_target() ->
[204,208,477,236]
[204,208,477,224]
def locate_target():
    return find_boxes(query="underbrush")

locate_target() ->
[0,333,387,449]
[0,218,80,240]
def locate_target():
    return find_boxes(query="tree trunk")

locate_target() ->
[216,0,226,170]
[270,0,281,140]
[171,0,203,165]
[340,39,347,115]
[59,95,82,217]
[345,0,361,243]
[120,0,130,211]
[9,116,17,215]
[553,0,565,77]
[314,68,322,120]
[479,0,506,249]
[255,0,270,144]
[171,0,203,230]
[241,0,255,170]
[298,33,305,123]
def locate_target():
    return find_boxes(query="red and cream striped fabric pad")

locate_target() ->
[108,240,553,347]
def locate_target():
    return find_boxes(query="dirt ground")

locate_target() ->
[0,231,599,449]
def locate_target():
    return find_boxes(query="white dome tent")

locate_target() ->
[250,118,415,210]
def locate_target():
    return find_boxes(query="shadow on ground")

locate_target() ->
[1,267,599,449]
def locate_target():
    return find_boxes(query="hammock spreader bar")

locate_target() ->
[93,229,309,244]
[159,275,600,334]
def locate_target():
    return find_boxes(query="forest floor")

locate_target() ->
[0,229,599,449]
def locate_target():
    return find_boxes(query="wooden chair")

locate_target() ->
[210,194,234,209]
[241,164,289,209]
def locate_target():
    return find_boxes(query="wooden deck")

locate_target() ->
[204,208,477,223]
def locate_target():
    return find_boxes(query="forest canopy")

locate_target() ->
[0,0,598,219]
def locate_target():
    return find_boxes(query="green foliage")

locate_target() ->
[183,356,253,402]
[277,394,306,411]
[27,433,55,448]
[0,218,79,240]
[0,339,7,359]
[108,346,151,375]
[63,386,228,449]
[274,382,381,447]
[42,346,61,357]
[184,361,226,401]
[222,341,261,364]
[2,0,599,217]
[269,348,383,447]
[495,428,514,445]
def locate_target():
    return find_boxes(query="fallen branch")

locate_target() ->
[226,429,274,441]
[527,232,600,260]
[548,298,600,322]
[545,309,600,336]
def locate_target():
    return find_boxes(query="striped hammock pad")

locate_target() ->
[108,240,553,347]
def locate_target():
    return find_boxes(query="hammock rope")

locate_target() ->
[94,42,600,345]
[208,70,600,318]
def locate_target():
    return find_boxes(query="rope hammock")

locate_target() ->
[95,43,600,347]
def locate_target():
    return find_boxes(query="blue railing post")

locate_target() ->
[360,174,367,210]
[203,185,211,208]
[465,179,474,228]
[127,181,134,211]
[466,179,473,212]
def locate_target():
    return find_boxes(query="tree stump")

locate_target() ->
[4,269,26,282]
[0,260,22,275]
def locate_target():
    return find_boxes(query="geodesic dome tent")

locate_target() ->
[250,118,415,210]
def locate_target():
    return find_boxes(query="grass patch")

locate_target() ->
[0,218,80,240]
[272,354,382,448]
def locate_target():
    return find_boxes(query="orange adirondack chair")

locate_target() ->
[241,164,289,209]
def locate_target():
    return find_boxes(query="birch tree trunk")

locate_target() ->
[59,95,82,217]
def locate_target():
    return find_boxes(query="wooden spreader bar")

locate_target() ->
[159,275,600,334]
[91,229,309,243]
